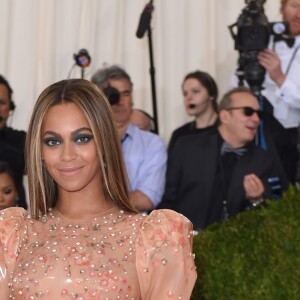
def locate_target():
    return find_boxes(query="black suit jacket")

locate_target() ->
[159,130,289,230]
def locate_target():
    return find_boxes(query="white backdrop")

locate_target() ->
[0,0,281,144]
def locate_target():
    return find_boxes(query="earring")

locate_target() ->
[15,197,19,207]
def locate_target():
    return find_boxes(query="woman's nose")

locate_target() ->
[60,142,78,161]
[185,93,192,102]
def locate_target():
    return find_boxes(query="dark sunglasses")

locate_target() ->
[226,106,263,119]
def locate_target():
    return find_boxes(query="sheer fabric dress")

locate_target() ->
[0,206,196,299]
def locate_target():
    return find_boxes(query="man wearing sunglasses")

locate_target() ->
[159,87,289,231]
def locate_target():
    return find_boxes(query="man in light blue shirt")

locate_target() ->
[91,65,167,211]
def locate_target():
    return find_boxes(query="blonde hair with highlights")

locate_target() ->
[26,79,136,218]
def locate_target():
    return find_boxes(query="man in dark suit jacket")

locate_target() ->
[159,87,289,231]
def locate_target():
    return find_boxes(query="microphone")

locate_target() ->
[136,1,154,39]
[188,96,212,109]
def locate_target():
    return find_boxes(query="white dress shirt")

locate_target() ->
[231,35,300,129]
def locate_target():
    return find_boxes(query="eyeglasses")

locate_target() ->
[226,106,263,119]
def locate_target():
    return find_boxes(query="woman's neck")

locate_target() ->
[195,110,217,128]
[54,189,114,219]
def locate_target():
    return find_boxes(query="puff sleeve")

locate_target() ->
[136,209,197,299]
[0,207,27,299]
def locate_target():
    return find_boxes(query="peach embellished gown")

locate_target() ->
[0,207,197,299]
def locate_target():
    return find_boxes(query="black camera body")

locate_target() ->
[232,0,269,52]
[103,86,120,105]
[229,0,288,95]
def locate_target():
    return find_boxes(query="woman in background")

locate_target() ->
[168,70,219,154]
[0,161,19,210]
[0,74,27,209]
[0,79,196,299]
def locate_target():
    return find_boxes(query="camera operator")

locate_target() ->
[231,0,300,184]
[258,0,300,184]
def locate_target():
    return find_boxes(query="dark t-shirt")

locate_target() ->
[167,120,219,155]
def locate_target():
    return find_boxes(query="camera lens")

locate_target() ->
[103,86,120,105]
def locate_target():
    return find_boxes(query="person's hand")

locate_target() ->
[257,49,286,86]
[243,173,264,201]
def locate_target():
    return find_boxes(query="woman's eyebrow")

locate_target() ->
[42,127,93,138]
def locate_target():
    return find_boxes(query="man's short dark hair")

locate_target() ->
[218,87,253,112]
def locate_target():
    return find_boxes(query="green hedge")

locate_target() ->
[191,186,300,300]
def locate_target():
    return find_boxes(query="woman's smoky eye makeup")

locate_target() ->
[42,137,61,147]
[73,134,94,144]
[42,133,94,146]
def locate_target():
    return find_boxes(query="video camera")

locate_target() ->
[229,0,288,95]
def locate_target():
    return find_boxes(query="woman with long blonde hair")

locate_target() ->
[0,79,196,299]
